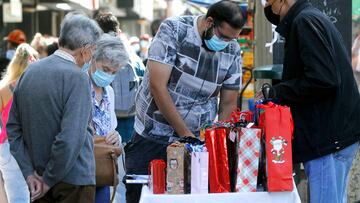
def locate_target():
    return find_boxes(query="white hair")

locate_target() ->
[59,12,102,50]
[93,33,129,69]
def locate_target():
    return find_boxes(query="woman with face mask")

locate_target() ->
[85,34,129,203]
[0,43,38,203]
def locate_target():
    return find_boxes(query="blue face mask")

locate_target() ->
[82,62,90,72]
[204,34,230,52]
[91,69,116,87]
[6,50,15,60]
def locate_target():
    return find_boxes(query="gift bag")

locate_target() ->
[231,109,254,124]
[257,102,294,192]
[236,127,261,192]
[149,160,166,194]
[166,144,191,194]
[227,128,239,192]
[191,151,209,194]
[205,128,231,193]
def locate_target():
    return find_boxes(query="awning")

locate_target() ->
[22,0,97,14]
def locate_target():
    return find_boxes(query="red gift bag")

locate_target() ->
[257,102,294,192]
[205,128,231,193]
[231,109,254,124]
[149,159,166,194]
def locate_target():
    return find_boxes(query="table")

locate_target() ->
[139,185,302,203]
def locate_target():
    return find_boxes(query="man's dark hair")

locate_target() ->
[150,19,163,37]
[206,0,245,29]
[94,12,119,33]
[47,42,59,56]
[8,41,19,48]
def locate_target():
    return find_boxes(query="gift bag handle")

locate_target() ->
[261,83,276,100]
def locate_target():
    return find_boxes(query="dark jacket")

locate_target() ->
[273,0,360,163]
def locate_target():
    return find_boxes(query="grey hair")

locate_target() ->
[93,33,129,69]
[59,12,102,50]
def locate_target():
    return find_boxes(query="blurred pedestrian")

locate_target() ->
[0,43,38,203]
[46,41,59,56]
[30,33,48,58]
[348,18,360,203]
[7,12,102,203]
[150,19,163,37]
[3,29,26,61]
[261,0,360,202]
[352,24,360,90]
[139,34,150,62]
[0,29,26,76]
[142,19,164,65]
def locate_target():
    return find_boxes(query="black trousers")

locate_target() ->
[124,133,168,203]
[34,182,95,203]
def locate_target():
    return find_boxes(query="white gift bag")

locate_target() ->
[191,151,209,194]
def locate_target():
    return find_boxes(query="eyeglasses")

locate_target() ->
[213,25,237,42]
[265,0,277,5]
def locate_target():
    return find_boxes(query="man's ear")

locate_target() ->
[205,16,214,28]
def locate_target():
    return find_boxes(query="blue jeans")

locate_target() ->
[0,142,29,203]
[304,142,360,203]
[116,117,135,143]
[95,186,110,203]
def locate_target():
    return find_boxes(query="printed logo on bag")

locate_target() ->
[270,136,288,164]
[170,159,178,169]
[167,181,173,192]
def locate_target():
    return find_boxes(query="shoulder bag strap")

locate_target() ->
[110,152,118,203]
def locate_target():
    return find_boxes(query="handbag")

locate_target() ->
[94,135,122,186]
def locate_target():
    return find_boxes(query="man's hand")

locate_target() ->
[34,172,50,201]
[26,175,43,202]
[255,90,264,102]
[105,130,121,146]
[182,133,196,138]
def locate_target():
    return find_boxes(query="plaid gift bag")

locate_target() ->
[236,127,261,192]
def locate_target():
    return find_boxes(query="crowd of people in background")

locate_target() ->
[0,8,163,203]
[0,17,161,75]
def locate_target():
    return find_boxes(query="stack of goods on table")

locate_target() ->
[149,100,295,194]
